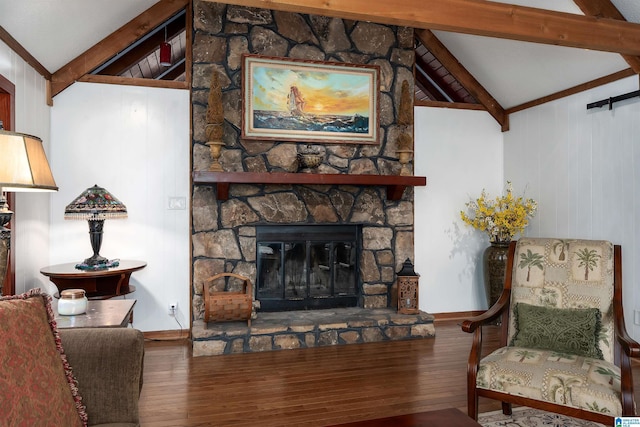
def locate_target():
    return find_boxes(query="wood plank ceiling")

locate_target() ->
[414,29,508,131]
[414,40,476,105]
[91,10,187,82]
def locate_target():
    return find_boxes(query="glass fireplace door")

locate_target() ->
[256,225,360,311]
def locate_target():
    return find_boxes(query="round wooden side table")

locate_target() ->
[40,260,146,300]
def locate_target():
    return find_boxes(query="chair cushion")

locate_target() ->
[0,289,88,426]
[478,346,622,416]
[510,303,603,360]
[508,239,615,363]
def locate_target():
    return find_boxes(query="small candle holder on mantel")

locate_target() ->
[206,141,224,172]
[396,149,413,176]
[396,132,413,176]
[205,122,224,172]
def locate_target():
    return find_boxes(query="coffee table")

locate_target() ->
[54,299,136,328]
[330,408,482,427]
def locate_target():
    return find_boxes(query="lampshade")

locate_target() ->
[0,129,57,295]
[0,130,58,192]
[64,185,127,220]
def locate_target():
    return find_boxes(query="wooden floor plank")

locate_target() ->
[138,320,639,426]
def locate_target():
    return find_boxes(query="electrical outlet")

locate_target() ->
[168,302,178,315]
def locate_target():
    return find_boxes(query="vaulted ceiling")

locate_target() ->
[1,0,639,130]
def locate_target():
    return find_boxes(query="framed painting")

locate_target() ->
[241,54,380,145]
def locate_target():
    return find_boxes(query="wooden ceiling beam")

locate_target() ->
[78,74,188,90]
[416,29,508,131]
[506,68,636,114]
[415,99,487,111]
[207,0,640,56]
[50,0,188,99]
[161,63,187,81]
[573,0,640,74]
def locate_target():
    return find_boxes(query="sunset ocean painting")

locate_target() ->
[242,55,379,144]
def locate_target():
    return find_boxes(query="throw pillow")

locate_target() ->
[0,289,88,426]
[510,302,603,360]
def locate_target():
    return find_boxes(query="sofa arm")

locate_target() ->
[59,328,144,426]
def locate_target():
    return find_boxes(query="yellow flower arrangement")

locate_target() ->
[460,182,537,243]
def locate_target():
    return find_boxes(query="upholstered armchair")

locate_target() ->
[0,290,144,427]
[462,238,640,425]
[61,328,144,426]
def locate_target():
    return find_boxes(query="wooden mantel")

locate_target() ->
[192,171,427,201]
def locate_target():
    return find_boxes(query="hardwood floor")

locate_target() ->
[138,320,638,426]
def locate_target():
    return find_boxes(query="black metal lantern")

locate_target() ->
[397,258,420,314]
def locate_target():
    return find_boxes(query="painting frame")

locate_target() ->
[241,54,380,145]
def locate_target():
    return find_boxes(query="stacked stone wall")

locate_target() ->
[191,1,416,322]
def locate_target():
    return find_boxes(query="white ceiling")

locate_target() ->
[436,0,633,108]
[0,0,638,109]
[0,0,160,72]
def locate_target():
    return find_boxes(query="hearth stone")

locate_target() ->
[192,307,435,356]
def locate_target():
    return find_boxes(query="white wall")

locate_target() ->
[504,75,640,339]
[414,107,503,314]
[0,40,53,295]
[50,82,190,332]
[415,77,640,343]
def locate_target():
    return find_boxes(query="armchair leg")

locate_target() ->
[501,402,512,416]
[468,384,479,420]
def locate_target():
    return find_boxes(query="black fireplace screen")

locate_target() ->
[256,225,360,311]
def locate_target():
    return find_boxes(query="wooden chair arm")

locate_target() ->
[612,245,640,358]
[615,317,640,414]
[461,288,511,333]
[617,325,640,358]
[463,240,516,335]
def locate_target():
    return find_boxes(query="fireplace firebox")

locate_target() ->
[256,225,361,311]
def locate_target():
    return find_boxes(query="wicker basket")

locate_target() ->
[203,272,253,326]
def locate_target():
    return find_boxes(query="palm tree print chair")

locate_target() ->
[462,238,640,424]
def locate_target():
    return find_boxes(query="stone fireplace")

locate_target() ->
[190,2,434,355]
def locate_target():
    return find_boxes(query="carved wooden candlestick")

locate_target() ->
[396,79,414,176]
[206,70,225,172]
[396,148,413,176]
